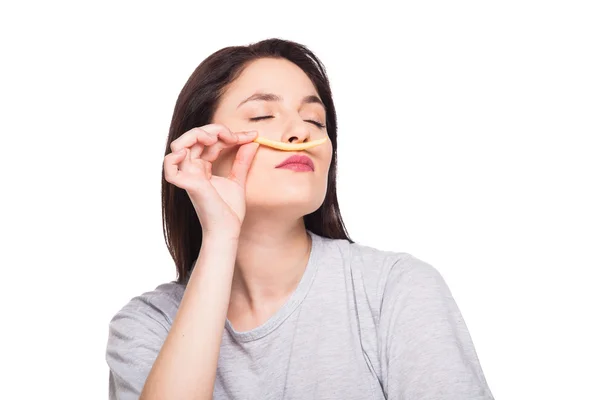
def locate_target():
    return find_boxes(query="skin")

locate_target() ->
[211,57,332,217]
[211,57,333,331]
[142,58,333,399]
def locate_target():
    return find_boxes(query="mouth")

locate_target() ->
[275,154,315,172]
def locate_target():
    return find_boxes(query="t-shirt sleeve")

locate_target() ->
[378,256,494,399]
[105,292,178,400]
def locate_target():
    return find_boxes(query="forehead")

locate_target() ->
[223,58,319,103]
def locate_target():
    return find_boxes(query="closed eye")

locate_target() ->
[249,116,325,129]
[307,120,326,129]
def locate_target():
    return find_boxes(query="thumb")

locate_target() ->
[228,142,259,187]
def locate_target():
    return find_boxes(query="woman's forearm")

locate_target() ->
[140,235,238,400]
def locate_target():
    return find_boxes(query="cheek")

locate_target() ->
[318,141,333,172]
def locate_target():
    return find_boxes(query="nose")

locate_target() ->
[281,116,310,144]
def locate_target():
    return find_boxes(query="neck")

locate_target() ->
[229,214,312,321]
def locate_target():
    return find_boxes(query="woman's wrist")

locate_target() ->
[201,232,240,249]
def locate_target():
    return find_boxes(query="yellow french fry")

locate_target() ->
[253,136,328,151]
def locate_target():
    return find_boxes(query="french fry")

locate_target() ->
[253,136,328,151]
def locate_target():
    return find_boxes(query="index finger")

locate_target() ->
[202,124,257,144]
[170,127,218,153]
[199,124,235,143]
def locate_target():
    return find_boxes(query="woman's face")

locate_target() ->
[211,57,333,217]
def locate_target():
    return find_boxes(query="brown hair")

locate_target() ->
[161,38,352,284]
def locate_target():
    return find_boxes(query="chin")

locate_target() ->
[245,172,329,215]
[246,186,326,216]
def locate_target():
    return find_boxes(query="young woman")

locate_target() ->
[106,38,495,400]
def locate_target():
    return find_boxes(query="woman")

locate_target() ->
[106,38,494,399]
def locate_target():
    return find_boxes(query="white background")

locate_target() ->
[1,1,598,399]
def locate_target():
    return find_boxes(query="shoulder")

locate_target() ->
[108,281,185,332]
[315,231,432,278]
[106,281,185,366]
[105,281,184,398]
[313,231,444,314]
[349,241,446,308]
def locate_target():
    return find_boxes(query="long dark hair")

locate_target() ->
[162,38,352,284]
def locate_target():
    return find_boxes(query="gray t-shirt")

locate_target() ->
[106,230,494,399]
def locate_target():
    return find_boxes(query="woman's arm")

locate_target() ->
[378,256,495,399]
[140,235,238,400]
[107,126,257,398]
[136,125,257,399]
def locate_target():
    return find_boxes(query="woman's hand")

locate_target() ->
[164,124,259,239]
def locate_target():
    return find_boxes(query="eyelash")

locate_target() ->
[249,116,326,129]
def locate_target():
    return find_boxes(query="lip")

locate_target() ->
[275,154,315,171]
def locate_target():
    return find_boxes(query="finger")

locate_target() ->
[200,132,256,162]
[179,142,202,174]
[202,124,257,145]
[200,131,258,162]
[233,130,258,144]
[202,131,259,161]
[228,142,260,187]
[165,148,211,190]
[219,130,258,145]
[190,142,204,160]
[200,140,228,162]
[198,124,237,145]
[170,127,218,153]
[204,160,213,180]
[163,149,186,184]
[216,128,239,144]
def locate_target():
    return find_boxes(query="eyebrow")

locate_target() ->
[237,92,325,109]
